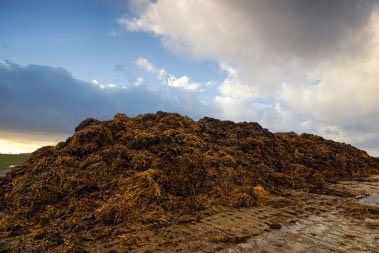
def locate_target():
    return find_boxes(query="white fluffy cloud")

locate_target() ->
[135,57,200,91]
[167,75,200,91]
[282,12,379,126]
[91,79,124,89]
[120,0,379,155]
[135,57,166,80]
[134,76,144,86]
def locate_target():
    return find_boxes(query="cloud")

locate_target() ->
[107,27,123,37]
[167,75,200,91]
[121,0,379,155]
[0,59,213,136]
[281,12,379,127]
[122,0,378,93]
[217,63,257,99]
[2,1,379,155]
[135,57,165,80]
[0,60,113,133]
[91,79,125,89]
[124,0,376,60]
[0,130,65,154]
[134,76,144,86]
[135,57,201,91]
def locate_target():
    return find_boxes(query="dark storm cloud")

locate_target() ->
[0,60,113,133]
[229,0,378,61]
[0,60,212,134]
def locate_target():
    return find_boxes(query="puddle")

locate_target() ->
[280,215,333,235]
[359,194,379,206]
[280,222,303,233]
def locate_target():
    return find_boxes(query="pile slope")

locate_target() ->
[0,112,378,251]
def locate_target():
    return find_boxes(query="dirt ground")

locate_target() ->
[115,176,378,253]
[221,175,379,253]
[92,175,378,253]
[93,175,378,253]
[3,174,377,252]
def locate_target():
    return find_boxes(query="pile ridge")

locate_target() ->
[0,111,378,250]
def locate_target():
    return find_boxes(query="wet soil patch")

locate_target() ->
[359,194,379,206]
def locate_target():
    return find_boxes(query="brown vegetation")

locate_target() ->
[0,111,378,251]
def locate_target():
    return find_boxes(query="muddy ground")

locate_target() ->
[94,175,379,252]
[1,174,377,252]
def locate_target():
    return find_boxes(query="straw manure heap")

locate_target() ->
[0,112,378,248]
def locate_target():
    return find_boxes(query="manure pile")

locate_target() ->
[0,112,378,249]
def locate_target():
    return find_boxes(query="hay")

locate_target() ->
[0,111,378,250]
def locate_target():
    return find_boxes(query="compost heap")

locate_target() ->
[1,112,378,247]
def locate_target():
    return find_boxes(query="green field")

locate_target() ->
[0,153,30,170]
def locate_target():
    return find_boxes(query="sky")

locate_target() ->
[0,0,378,156]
